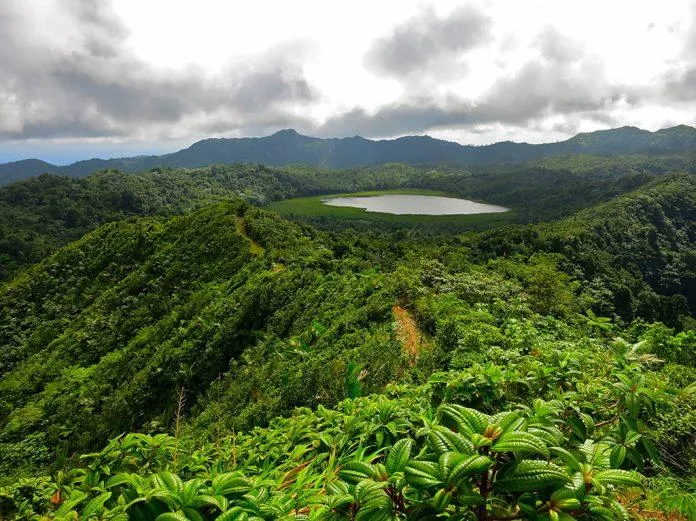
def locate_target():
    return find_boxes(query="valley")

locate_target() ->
[0,155,694,520]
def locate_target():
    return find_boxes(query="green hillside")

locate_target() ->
[0,170,695,519]
[0,159,668,281]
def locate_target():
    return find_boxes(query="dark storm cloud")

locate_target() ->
[231,66,314,113]
[660,3,696,102]
[663,67,696,101]
[476,57,627,123]
[0,1,316,140]
[364,5,492,78]
[318,100,470,137]
[535,27,584,63]
[321,31,630,137]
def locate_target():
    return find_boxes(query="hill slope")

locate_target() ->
[0,181,695,519]
[2,125,696,184]
[0,162,663,281]
[1,175,695,477]
[0,201,409,475]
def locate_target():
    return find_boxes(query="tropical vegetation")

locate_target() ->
[0,157,694,519]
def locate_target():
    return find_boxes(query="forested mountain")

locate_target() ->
[0,160,59,185]
[0,164,695,519]
[472,174,696,327]
[3,125,696,184]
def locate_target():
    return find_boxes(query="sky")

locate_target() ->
[1,0,695,164]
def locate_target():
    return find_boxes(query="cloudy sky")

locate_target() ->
[1,0,695,163]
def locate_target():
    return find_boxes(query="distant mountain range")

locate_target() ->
[2,125,696,185]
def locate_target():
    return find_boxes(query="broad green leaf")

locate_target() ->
[82,492,112,520]
[405,460,442,488]
[435,426,476,455]
[492,432,549,457]
[550,447,581,471]
[190,494,225,510]
[550,489,581,511]
[339,461,378,483]
[439,404,489,435]
[151,472,184,495]
[496,460,570,492]
[56,490,89,517]
[106,474,135,489]
[447,455,493,486]
[155,513,189,521]
[593,469,643,489]
[385,438,413,474]
[215,507,249,521]
[432,488,453,511]
[610,445,626,468]
[212,473,252,496]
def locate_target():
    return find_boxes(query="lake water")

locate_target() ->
[322,194,509,215]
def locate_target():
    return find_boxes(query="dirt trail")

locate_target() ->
[393,305,424,361]
[235,218,264,255]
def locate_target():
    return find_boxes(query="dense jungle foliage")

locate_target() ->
[0,156,672,280]
[0,160,695,519]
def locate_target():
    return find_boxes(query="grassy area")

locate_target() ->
[267,189,516,228]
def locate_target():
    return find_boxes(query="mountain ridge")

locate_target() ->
[1,124,696,184]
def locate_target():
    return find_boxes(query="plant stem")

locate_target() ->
[478,469,489,521]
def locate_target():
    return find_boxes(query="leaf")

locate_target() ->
[640,437,661,466]
[212,473,252,496]
[385,438,413,474]
[470,433,493,450]
[624,430,642,446]
[438,452,466,482]
[427,426,475,455]
[549,447,581,472]
[151,472,184,495]
[215,507,249,521]
[354,480,391,521]
[81,492,112,520]
[528,425,564,446]
[567,416,587,439]
[354,479,386,502]
[593,469,643,489]
[517,492,538,516]
[550,489,580,511]
[339,461,378,484]
[106,473,135,489]
[432,488,453,511]
[55,490,88,517]
[184,508,206,521]
[326,493,354,510]
[610,500,631,521]
[190,494,225,511]
[610,445,626,468]
[155,513,189,521]
[495,460,570,492]
[680,381,696,397]
[438,404,488,435]
[490,411,523,433]
[492,432,550,457]
[405,460,442,489]
[446,455,493,486]
[587,505,616,520]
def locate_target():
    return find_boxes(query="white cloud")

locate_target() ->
[1,0,696,161]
